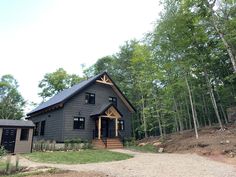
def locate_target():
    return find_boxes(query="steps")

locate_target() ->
[92,138,123,149]
[106,138,123,149]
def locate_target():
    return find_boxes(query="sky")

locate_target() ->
[0,0,162,112]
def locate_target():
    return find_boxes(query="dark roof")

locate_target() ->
[27,72,135,116]
[90,103,123,117]
[0,119,35,127]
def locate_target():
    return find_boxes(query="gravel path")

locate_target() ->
[16,149,236,177]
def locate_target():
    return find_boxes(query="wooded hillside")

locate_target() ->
[85,0,236,139]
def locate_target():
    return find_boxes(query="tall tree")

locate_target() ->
[0,75,25,119]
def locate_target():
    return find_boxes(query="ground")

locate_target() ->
[10,149,236,177]
[137,124,236,165]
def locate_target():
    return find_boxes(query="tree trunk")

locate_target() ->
[173,97,183,133]
[204,71,224,130]
[141,95,148,138]
[206,0,236,72]
[185,77,199,139]
[185,96,192,129]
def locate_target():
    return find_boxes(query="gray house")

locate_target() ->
[27,72,135,148]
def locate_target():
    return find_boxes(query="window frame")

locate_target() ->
[20,128,29,141]
[40,120,46,136]
[34,122,39,136]
[118,120,125,131]
[109,96,117,107]
[73,117,85,130]
[85,92,95,104]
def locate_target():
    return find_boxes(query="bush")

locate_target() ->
[0,146,6,159]
[124,137,136,147]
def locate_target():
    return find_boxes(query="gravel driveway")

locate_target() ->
[18,149,236,177]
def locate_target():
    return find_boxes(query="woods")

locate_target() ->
[85,0,236,139]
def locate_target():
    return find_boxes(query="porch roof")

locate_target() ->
[90,103,123,118]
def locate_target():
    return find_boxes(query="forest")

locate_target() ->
[1,0,236,139]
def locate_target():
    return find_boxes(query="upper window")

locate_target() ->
[109,96,117,107]
[85,93,95,104]
[20,128,29,141]
[118,120,125,131]
[34,122,39,136]
[40,120,46,136]
[73,117,85,129]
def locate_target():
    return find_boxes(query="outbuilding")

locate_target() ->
[0,119,34,154]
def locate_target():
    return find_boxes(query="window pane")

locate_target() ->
[85,93,95,104]
[34,122,39,136]
[74,117,85,129]
[20,129,29,141]
[40,121,46,136]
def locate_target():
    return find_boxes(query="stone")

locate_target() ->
[138,143,147,147]
[226,140,230,144]
[158,147,164,153]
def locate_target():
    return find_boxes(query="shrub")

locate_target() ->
[0,146,6,159]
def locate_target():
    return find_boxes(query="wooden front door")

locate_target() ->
[1,128,17,153]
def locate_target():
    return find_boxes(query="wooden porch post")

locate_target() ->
[115,118,118,137]
[98,116,101,139]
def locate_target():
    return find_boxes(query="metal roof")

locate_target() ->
[27,71,136,116]
[27,72,104,115]
[0,119,35,127]
[90,103,123,117]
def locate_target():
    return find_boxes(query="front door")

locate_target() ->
[101,119,108,138]
[1,128,17,153]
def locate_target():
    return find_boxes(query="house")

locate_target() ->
[0,119,34,154]
[27,72,135,148]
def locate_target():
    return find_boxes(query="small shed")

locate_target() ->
[0,119,34,154]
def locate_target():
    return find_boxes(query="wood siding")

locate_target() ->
[29,109,64,142]
[63,82,132,140]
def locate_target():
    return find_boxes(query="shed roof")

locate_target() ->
[0,119,35,128]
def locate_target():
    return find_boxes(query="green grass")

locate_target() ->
[24,150,132,164]
[0,161,6,171]
[127,144,157,153]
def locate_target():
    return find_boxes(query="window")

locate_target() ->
[109,97,117,106]
[118,120,125,131]
[20,129,29,141]
[40,120,46,136]
[85,93,95,104]
[73,117,85,129]
[34,122,39,136]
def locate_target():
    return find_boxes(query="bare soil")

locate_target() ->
[138,124,236,164]
[29,170,108,177]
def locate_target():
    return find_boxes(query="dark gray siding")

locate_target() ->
[62,82,132,141]
[29,109,64,142]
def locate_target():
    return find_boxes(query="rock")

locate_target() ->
[153,142,162,147]
[226,140,230,144]
[138,143,147,147]
[158,147,164,153]
[229,152,235,158]
[220,141,224,144]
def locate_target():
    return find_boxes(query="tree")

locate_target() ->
[0,75,25,119]
[38,68,83,100]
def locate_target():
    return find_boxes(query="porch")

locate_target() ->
[91,103,123,149]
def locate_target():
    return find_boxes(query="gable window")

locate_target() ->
[40,120,46,136]
[109,97,117,107]
[73,117,85,129]
[118,120,125,131]
[34,122,39,136]
[85,93,95,104]
[20,128,29,141]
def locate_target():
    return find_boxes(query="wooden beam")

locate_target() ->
[98,116,101,139]
[115,118,118,137]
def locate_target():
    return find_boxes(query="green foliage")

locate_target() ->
[128,144,157,153]
[0,146,6,159]
[0,75,25,120]
[38,68,84,100]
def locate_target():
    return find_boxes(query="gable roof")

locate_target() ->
[27,72,135,116]
[90,103,123,117]
[0,119,35,128]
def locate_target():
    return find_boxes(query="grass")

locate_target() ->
[127,144,157,153]
[24,149,132,164]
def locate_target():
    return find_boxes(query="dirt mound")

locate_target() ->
[139,125,236,163]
